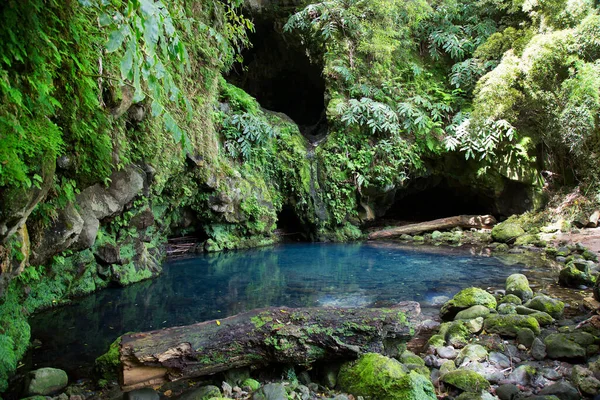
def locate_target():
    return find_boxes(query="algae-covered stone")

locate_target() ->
[441,370,490,392]
[516,328,535,348]
[559,264,596,287]
[445,321,472,348]
[505,274,533,301]
[529,311,554,326]
[95,336,121,380]
[179,385,222,400]
[491,222,525,243]
[337,353,436,399]
[25,367,68,396]
[514,234,540,246]
[498,294,522,306]
[455,345,488,366]
[242,379,261,391]
[525,295,564,318]
[400,350,425,366]
[428,334,446,348]
[440,288,497,321]
[497,303,517,315]
[455,305,492,321]
[483,314,540,337]
[544,332,595,359]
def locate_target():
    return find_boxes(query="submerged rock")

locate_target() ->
[25,367,68,396]
[337,353,436,399]
[440,288,497,321]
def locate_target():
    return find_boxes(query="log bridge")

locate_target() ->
[119,303,421,391]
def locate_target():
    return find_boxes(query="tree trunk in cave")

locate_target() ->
[368,215,497,240]
[120,303,420,391]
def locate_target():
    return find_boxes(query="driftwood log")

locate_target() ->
[120,303,420,391]
[368,215,497,240]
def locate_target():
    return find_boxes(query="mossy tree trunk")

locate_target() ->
[120,303,420,391]
[368,215,497,239]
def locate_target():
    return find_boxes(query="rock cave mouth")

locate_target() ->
[384,179,495,223]
[227,17,327,139]
[276,205,311,242]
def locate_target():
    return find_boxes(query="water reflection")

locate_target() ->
[28,242,554,377]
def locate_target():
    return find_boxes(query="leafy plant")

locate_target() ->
[222,113,274,160]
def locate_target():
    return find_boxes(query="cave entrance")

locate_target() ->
[276,205,310,242]
[383,178,496,223]
[227,18,326,140]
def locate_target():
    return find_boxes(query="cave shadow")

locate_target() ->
[227,18,327,140]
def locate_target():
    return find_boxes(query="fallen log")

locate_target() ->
[120,303,420,391]
[368,214,497,240]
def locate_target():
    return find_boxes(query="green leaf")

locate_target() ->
[151,100,163,117]
[99,13,113,27]
[106,28,125,52]
[120,42,135,80]
[144,14,160,50]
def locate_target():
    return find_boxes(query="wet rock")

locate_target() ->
[538,380,580,400]
[437,346,458,359]
[423,354,444,368]
[440,288,497,321]
[483,314,540,337]
[400,350,425,366]
[253,383,287,400]
[498,294,522,306]
[517,328,535,348]
[489,352,511,369]
[505,274,533,301]
[441,370,490,392]
[572,365,600,396]
[337,353,436,399]
[123,388,159,400]
[178,385,221,400]
[25,368,68,396]
[491,222,525,243]
[540,368,562,380]
[515,306,538,315]
[559,264,596,288]
[531,338,547,360]
[544,332,595,360]
[496,383,520,400]
[455,305,492,320]
[439,360,457,377]
[503,365,535,386]
[529,312,555,326]
[456,345,488,366]
[295,385,310,400]
[525,295,565,319]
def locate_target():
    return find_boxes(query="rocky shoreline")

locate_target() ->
[12,221,600,400]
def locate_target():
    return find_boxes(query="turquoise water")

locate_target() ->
[27,242,552,377]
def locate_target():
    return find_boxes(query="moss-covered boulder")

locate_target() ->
[525,295,564,318]
[498,294,522,305]
[559,265,596,287]
[441,370,490,393]
[505,274,533,301]
[337,353,436,400]
[242,378,261,391]
[440,288,497,321]
[483,314,540,337]
[439,321,472,348]
[491,221,525,243]
[95,336,122,380]
[544,332,596,360]
[528,311,555,326]
[25,367,68,396]
[455,305,492,321]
